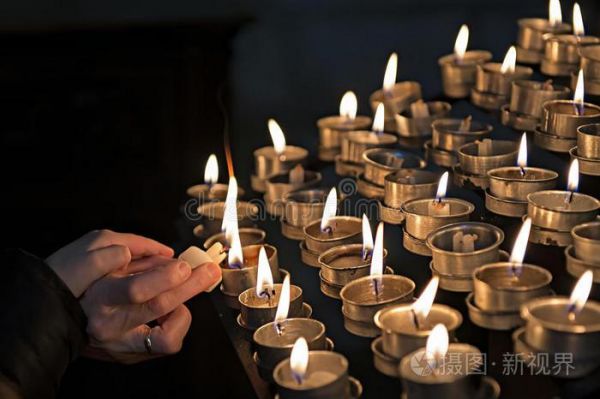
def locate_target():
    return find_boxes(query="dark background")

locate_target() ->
[1,1,599,398]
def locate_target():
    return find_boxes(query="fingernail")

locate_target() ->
[205,262,222,281]
[179,262,192,277]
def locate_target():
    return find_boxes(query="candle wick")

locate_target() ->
[373,278,381,300]
[565,190,574,205]
[574,102,584,117]
[276,322,284,336]
[362,249,371,261]
[293,373,303,385]
[519,167,526,177]
[411,309,421,330]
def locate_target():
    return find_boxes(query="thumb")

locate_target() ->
[70,245,131,297]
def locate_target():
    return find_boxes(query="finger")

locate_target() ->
[125,255,177,275]
[110,259,192,305]
[69,245,132,297]
[110,262,220,330]
[86,230,174,259]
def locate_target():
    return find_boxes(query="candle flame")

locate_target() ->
[509,217,531,266]
[549,0,563,27]
[568,270,593,317]
[256,246,274,297]
[320,187,338,232]
[221,176,239,232]
[517,133,528,169]
[204,154,219,185]
[372,103,385,134]
[383,52,398,93]
[567,159,579,192]
[268,118,287,155]
[500,46,517,74]
[573,3,584,36]
[290,337,309,384]
[274,274,290,331]
[435,171,449,202]
[362,214,374,259]
[574,69,585,115]
[339,91,358,120]
[454,24,469,61]
[370,222,384,295]
[412,277,439,322]
[425,324,449,369]
[226,222,244,268]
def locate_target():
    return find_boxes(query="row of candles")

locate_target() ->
[181,1,600,397]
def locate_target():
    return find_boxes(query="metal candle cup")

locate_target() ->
[340,275,415,337]
[456,140,519,189]
[363,148,426,187]
[238,284,304,331]
[186,183,245,202]
[565,245,600,282]
[577,123,600,159]
[399,344,489,399]
[383,170,440,209]
[527,190,600,231]
[265,171,322,216]
[374,304,462,360]
[221,244,281,298]
[501,80,570,132]
[340,131,398,164]
[303,216,362,253]
[427,222,504,277]
[516,18,571,64]
[541,34,600,76]
[369,81,422,119]
[318,244,388,286]
[252,146,309,192]
[317,115,372,161]
[520,297,600,361]
[196,201,258,237]
[472,63,533,110]
[486,166,558,218]
[438,51,493,98]
[282,188,328,240]
[401,198,475,241]
[572,221,600,265]
[395,101,451,137]
[432,118,493,153]
[579,44,600,80]
[273,351,352,399]
[203,227,266,249]
[473,263,553,313]
[253,318,327,376]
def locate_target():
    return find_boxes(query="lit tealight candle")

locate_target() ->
[186,154,243,200]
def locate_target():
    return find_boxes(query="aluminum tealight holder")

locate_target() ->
[301,216,363,267]
[203,227,266,249]
[571,123,600,176]
[264,169,321,217]
[317,114,371,161]
[380,169,441,225]
[471,62,533,110]
[541,34,600,77]
[535,100,600,153]
[395,101,451,138]
[252,146,309,193]
[359,148,426,199]
[501,80,570,132]
[565,221,600,282]
[337,131,398,177]
[281,188,329,240]
[427,222,505,292]
[578,45,600,95]
[238,284,307,331]
[438,50,492,98]
[515,18,571,64]
[428,117,492,168]
[455,139,519,190]
[369,81,422,121]
[195,201,259,238]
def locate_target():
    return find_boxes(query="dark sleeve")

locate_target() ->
[0,249,87,399]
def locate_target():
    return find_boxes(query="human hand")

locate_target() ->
[46,229,174,297]
[80,255,221,363]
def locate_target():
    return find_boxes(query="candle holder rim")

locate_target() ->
[543,99,600,115]
[487,166,559,182]
[517,17,571,32]
[512,79,571,94]
[426,222,505,256]
[577,122,600,137]
[480,62,534,76]
[473,263,553,292]
[252,318,326,349]
[543,33,600,45]
[238,283,303,310]
[339,274,416,307]
[253,144,309,158]
[570,146,600,162]
[197,200,259,218]
[318,244,388,271]
[398,101,451,118]
[458,139,519,159]
[432,117,493,136]
[373,303,463,336]
[401,197,475,219]
[273,350,350,391]
[316,114,372,129]
[437,50,492,65]
[370,80,422,98]
[267,170,322,185]
[186,182,232,198]
[527,190,600,213]
[363,148,426,172]
[521,296,600,333]
[303,216,362,243]
[346,130,398,144]
[284,187,332,204]
[571,221,600,243]
[203,227,266,250]
[384,169,441,185]
[579,44,600,61]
